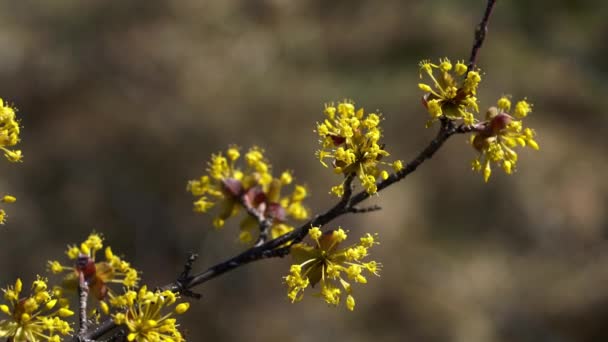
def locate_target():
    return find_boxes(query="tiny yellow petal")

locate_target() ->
[175,302,190,314]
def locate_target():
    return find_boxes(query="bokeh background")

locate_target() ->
[1,0,608,341]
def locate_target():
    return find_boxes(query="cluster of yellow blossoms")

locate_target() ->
[187,146,309,244]
[418,58,481,126]
[418,58,539,181]
[0,277,73,341]
[48,233,139,313]
[471,97,539,182]
[0,98,23,224]
[316,100,403,196]
[110,286,190,342]
[284,227,381,311]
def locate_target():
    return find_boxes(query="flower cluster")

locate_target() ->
[471,97,539,182]
[418,58,539,182]
[316,100,403,196]
[0,98,23,225]
[187,146,309,244]
[0,195,16,225]
[284,227,381,311]
[418,58,481,126]
[47,233,140,312]
[0,98,22,163]
[0,277,73,341]
[110,286,189,341]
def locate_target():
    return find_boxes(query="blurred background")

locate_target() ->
[1,0,608,341]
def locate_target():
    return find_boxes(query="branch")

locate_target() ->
[85,121,475,341]
[468,0,498,71]
[175,252,202,299]
[348,205,382,214]
[77,271,90,341]
[85,0,497,338]
[168,121,466,292]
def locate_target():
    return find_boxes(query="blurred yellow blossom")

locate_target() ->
[284,227,381,311]
[0,98,23,225]
[0,98,22,163]
[0,277,73,341]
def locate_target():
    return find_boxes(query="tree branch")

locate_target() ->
[77,271,90,341]
[468,0,498,71]
[84,0,497,339]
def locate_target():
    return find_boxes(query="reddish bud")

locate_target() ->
[472,134,487,152]
[243,186,267,210]
[221,178,243,197]
[489,113,513,135]
[421,94,430,109]
[329,135,346,146]
[77,256,97,279]
[266,203,287,222]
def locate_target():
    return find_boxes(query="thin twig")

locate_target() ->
[468,0,498,71]
[175,253,201,299]
[253,218,273,247]
[77,271,89,338]
[348,205,382,214]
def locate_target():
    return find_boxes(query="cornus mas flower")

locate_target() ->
[0,277,73,341]
[47,233,140,313]
[0,195,17,225]
[418,58,481,126]
[316,100,403,196]
[110,286,189,342]
[187,146,309,244]
[470,97,539,182]
[1,98,23,225]
[0,98,23,163]
[284,227,381,311]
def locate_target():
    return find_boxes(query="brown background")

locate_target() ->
[1,1,608,341]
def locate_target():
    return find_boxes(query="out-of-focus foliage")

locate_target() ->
[1,1,607,341]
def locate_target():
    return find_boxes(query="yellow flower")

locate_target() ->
[316,100,399,196]
[284,227,381,310]
[1,195,16,203]
[47,233,140,308]
[471,97,539,182]
[110,287,188,341]
[188,146,309,244]
[0,99,22,163]
[0,277,73,341]
[0,98,23,225]
[418,58,481,126]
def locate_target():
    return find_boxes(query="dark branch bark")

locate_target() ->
[77,272,90,341]
[468,0,498,71]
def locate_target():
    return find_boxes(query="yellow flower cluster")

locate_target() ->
[0,195,16,225]
[0,277,73,342]
[418,58,481,126]
[471,97,539,182]
[418,58,539,182]
[110,286,189,342]
[0,98,23,224]
[48,233,140,309]
[187,146,309,244]
[0,98,22,163]
[284,227,381,311]
[316,100,403,196]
